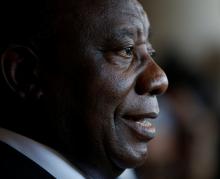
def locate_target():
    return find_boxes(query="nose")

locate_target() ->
[135,58,168,96]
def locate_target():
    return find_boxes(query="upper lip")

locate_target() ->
[122,112,158,121]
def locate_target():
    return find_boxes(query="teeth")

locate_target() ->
[137,119,152,128]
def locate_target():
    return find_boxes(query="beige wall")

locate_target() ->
[140,0,220,63]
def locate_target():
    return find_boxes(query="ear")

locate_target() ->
[1,46,43,99]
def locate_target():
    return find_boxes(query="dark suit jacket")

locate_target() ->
[0,141,55,179]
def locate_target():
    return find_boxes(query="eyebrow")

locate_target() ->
[111,26,152,42]
[110,28,136,40]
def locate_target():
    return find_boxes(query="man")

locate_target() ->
[0,0,168,178]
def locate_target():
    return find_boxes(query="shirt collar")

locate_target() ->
[0,127,85,179]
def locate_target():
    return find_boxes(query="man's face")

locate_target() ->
[45,0,168,172]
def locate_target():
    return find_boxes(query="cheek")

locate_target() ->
[92,65,136,106]
[83,50,137,106]
[81,55,137,127]
[83,63,136,133]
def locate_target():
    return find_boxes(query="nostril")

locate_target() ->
[135,81,148,95]
[134,74,150,95]
[149,88,162,96]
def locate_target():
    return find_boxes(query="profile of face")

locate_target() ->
[1,0,168,178]
[43,0,168,175]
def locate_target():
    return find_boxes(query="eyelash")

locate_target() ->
[147,48,156,58]
[117,47,134,59]
[116,44,156,61]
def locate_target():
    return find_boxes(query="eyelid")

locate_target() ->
[147,47,156,57]
[147,47,155,53]
[117,46,134,59]
[145,41,155,56]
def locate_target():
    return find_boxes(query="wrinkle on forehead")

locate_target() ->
[55,0,150,45]
[55,0,148,27]
[118,0,150,39]
[62,0,145,16]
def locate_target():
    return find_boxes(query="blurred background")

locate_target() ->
[136,0,220,179]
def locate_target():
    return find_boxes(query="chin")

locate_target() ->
[106,136,149,169]
[106,118,152,169]
[113,145,147,169]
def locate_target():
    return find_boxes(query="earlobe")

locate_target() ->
[1,46,43,99]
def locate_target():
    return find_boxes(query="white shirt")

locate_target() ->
[0,127,137,179]
[0,127,85,179]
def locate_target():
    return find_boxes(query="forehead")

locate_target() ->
[88,0,150,39]
[101,0,149,26]
[58,0,150,47]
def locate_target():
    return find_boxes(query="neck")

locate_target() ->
[52,133,124,179]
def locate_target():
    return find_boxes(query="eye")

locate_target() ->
[148,48,156,58]
[117,47,134,58]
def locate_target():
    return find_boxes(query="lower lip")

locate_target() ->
[121,118,156,141]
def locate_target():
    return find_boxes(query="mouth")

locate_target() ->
[121,113,157,141]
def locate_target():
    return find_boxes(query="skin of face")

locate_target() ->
[28,0,168,178]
